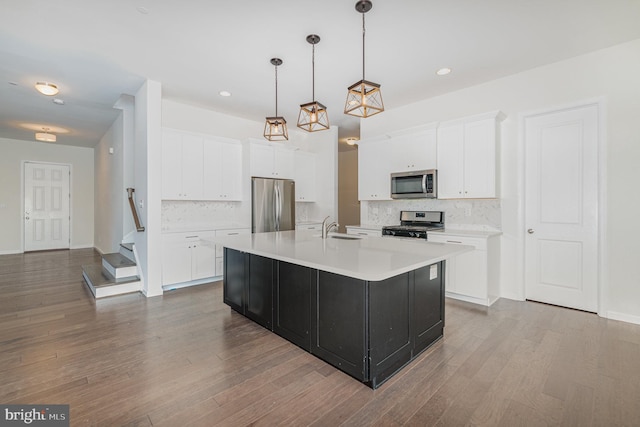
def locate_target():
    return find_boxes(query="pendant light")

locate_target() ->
[344,0,384,118]
[264,58,288,141]
[297,34,329,132]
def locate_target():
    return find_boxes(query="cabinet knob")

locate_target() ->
[527,229,535,234]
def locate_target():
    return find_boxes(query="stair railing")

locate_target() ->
[126,188,145,232]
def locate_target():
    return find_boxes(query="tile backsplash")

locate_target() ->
[364,199,501,231]
[162,201,246,229]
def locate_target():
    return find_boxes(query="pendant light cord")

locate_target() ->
[275,64,279,117]
[312,43,316,102]
[362,12,366,80]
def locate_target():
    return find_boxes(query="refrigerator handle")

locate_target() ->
[274,184,281,230]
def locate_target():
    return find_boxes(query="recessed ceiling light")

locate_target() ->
[346,137,359,146]
[219,90,232,97]
[436,67,452,76]
[52,98,65,105]
[35,82,59,96]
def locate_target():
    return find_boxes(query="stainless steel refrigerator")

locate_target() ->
[251,177,295,233]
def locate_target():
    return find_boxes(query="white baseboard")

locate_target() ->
[605,311,640,326]
[0,249,22,255]
[70,244,94,250]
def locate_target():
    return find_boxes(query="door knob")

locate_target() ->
[527,229,535,234]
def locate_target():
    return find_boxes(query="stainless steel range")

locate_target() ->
[382,211,444,239]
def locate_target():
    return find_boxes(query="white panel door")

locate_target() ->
[524,104,599,312]
[24,162,70,251]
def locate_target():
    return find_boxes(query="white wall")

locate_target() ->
[360,38,640,321]
[0,137,94,254]
[94,113,124,254]
[162,99,263,140]
[134,80,163,297]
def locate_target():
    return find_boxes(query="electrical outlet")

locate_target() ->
[464,207,472,217]
[372,207,379,215]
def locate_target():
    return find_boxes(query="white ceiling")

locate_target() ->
[2,0,640,148]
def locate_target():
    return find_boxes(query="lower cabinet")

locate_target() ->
[162,232,216,286]
[312,272,367,381]
[427,232,500,306]
[222,247,444,389]
[274,261,314,351]
[222,249,274,330]
[246,254,273,329]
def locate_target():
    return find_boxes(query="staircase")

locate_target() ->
[82,243,142,298]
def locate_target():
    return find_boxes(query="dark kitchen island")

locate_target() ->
[213,230,471,389]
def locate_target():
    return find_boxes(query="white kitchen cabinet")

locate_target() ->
[214,228,250,276]
[346,226,382,237]
[203,137,243,200]
[294,151,317,202]
[162,231,216,286]
[427,231,500,306]
[436,112,503,199]
[250,142,294,179]
[162,130,204,200]
[358,139,392,200]
[388,128,437,173]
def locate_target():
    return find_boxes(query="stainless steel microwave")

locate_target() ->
[390,169,437,199]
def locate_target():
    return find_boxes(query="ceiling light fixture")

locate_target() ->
[35,128,56,142]
[264,58,288,141]
[346,137,359,146]
[35,82,59,96]
[436,67,452,76]
[219,90,232,97]
[297,34,329,133]
[344,0,384,118]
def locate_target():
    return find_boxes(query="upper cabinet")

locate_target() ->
[358,138,392,201]
[388,127,437,173]
[162,129,204,200]
[436,111,504,199]
[294,151,317,202]
[250,142,294,179]
[203,137,243,201]
[162,128,243,201]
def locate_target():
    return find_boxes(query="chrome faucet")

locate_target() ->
[322,216,338,239]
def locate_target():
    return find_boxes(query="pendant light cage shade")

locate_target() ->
[264,58,288,141]
[298,101,330,132]
[344,0,384,118]
[264,117,289,141]
[344,80,384,118]
[297,34,330,132]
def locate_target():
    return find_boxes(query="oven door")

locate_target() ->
[390,170,436,199]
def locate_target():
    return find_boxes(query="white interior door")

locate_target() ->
[524,104,599,312]
[24,162,70,251]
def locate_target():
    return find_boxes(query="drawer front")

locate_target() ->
[346,227,381,237]
[427,234,486,250]
[296,224,322,231]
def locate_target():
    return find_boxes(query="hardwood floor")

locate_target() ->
[1,249,640,426]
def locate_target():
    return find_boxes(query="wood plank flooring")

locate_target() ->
[1,248,640,426]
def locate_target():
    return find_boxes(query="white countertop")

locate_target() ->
[209,230,472,282]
